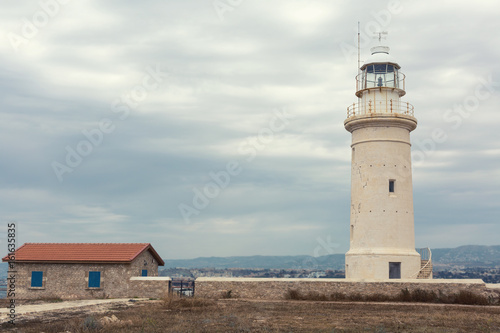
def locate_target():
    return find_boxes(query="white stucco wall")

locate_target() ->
[344,87,421,280]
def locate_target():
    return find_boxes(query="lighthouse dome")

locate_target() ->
[361,45,400,70]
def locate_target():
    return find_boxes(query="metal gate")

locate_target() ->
[171,279,195,297]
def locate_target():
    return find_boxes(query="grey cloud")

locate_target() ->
[0,0,499,258]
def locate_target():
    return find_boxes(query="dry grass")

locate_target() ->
[162,293,216,310]
[285,288,495,306]
[2,297,500,332]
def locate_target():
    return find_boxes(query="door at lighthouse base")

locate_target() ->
[389,262,401,279]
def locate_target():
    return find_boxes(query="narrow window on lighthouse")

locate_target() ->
[389,180,395,193]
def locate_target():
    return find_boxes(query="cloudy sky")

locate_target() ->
[0,1,499,260]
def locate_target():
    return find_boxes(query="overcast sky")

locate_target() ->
[0,1,499,260]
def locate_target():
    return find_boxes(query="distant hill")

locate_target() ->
[431,245,500,267]
[0,246,498,276]
[162,254,345,270]
[163,245,500,269]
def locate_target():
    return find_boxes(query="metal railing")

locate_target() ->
[171,278,195,297]
[410,247,432,279]
[417,247,431,262]
[346,100,414,118]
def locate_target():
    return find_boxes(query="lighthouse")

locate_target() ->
[344,43,424,280]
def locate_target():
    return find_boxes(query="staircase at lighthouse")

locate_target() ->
[344,42,432,280]
[416,247,433,279]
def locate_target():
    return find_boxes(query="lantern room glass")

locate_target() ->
[361,64,399,89]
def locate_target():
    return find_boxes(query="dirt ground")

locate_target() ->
[1,298,500,332]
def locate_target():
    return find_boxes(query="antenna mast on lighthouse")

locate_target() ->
[357,22,360,74]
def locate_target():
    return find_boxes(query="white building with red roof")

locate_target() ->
[2,243,169,300]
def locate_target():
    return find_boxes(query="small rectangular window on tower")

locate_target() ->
[389,180,395,193]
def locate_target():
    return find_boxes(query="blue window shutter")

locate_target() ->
[31,271,43,287]
[141,269,148,277]
[88,271,101,288]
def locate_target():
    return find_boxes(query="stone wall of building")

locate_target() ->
[195,278,494,300]
[129,277,171,299]
[10,250,162,300]
[129,251,160,277]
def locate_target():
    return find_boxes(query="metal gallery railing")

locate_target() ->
[346,100,414,118]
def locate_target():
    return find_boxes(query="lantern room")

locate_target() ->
[355,45,406,98]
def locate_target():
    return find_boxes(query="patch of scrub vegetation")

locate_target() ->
[285,288,496,305]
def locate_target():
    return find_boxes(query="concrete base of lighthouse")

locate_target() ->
[345,249,421,280]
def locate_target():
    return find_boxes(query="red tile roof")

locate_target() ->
[2,243,164,266]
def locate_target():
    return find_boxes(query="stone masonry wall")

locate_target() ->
[129,251,159,277]
[10,250,162,300]
[129,277,171,299]
[195,278,494,300]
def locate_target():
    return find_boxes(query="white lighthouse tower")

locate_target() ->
[344,42,424,280]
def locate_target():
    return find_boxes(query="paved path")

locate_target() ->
[0,298,148,323]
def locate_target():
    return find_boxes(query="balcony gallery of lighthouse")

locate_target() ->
[344,41,432,280]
